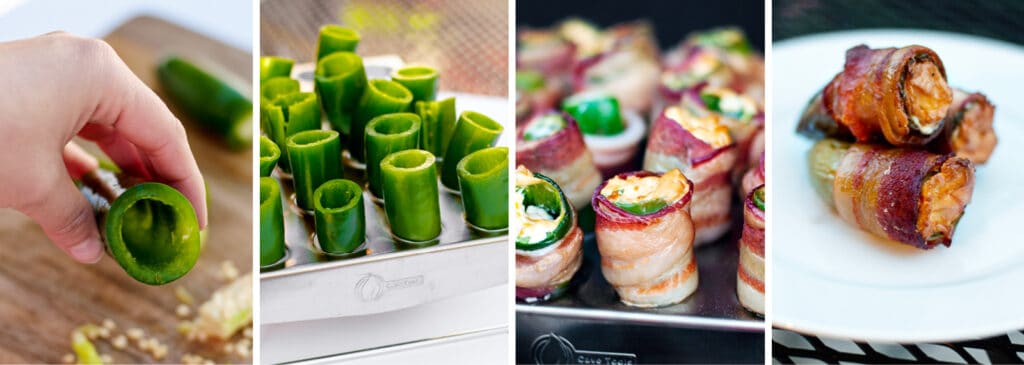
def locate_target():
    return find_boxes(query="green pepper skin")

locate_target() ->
[263,92,321,172]
[613,199,668,215]
[457,147,509,230]
[515,172,573,251]
[104,183,201,285]
[157,56,252,150]
[260,177,286,266]
[380,150,441,242]
[316,25,360,62]
[260,56,294,82]
[286,130,344,211]
[365,113,421,198]
[313,179,366,254]
[260,136,281,177]
[808,139,850,209]
[441,111,504,191]
[415,97,457,158]
[314,52,367,136]
[561,92,625,135]
[351,79,414,162]
[260,77,299,103]
[391,66,439,103]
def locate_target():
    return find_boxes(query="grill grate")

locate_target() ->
[261,0,508,96]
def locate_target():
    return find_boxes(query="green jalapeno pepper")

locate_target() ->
[313,179,366,254]
[316,25,360,63]
[262,91,321,172]
[260,56,294,82]
[286,129,344,211]
[391,65,438,103]
[457,147,509,231]
[351,79,413,163]
[260,76,299,103]
[380,150,441,242]
[514,169,573,251]
[613,199,669,215]
[752,185,765,212]
[365,113,421,199]
[260,136,281,177]
[259,177,286,266]
[157,56,253,150]
[314,52,367,137]
[441,111,504,191]
[414,97,456,158]
[561,92,625,135]
[80,170,200,285]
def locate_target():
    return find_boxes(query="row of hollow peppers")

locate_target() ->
[259,25,508,267]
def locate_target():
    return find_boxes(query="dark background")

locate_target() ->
[775,0,1024,45]
[517,0,765,51]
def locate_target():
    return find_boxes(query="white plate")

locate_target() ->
[771,29,1024,342]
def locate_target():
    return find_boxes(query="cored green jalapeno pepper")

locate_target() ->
[391,66,438,103]
[314,52,367,137]
[260,77,299,103]
[441,111,504,191]
[561,92,625,135]
[313,179,366,254]
[259,177,286,266]
[286,130,344,211]
[316,25,360,63]
[457,147,509,231]
[414,97,456,159]
[380,150,441,242]
[260,135,281,177]
[351,79,413,163]
[157,56,253,150]
[263,92,321,172]
[365,113,421,199]
[260,56,294,82]
[80,170,200,285]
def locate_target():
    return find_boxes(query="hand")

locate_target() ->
[0,32,207,263]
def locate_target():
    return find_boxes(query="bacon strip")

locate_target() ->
[737,186,764,315]
[799,45,952,146]
[929,88,997,165]
[515,219,584,302]
[516,112,602,210]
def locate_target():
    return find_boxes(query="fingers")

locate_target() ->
[62,141,99,180]
[21,171,104,264]
[78,123,153,179]
[84,58,207,228]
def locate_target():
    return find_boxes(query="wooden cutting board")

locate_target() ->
[0,16,253,363]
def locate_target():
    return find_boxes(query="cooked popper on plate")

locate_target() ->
[644,106,737,245]
[928,88,997,165]
[593,169,698,307]
[565,19,661,112]
[516,110,603,210]
[737,185,764,315]
[515,166,583,303]
[797,44,953,146]
[561,91,646,177]
[809,139,975,249]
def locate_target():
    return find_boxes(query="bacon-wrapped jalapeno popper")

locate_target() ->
[741,152,765,198]
[697,87,763,177]
[928,88,997,165]
[809,139,975,249]
[516,111,603,210]
[567,20,661,112]
[594,169,698,307]
[798,45,952,146]
[561,92,647,177]
[515,166,583,303]
[664,28,765,107]
[737,185,765,315]
[644,106,737,245]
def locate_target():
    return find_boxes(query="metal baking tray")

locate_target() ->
[516,205,765,363]
[260,60,509,325]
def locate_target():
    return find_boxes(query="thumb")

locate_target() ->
[21,173,105,264]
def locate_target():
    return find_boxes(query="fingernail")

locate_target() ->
[70,238,104,264]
